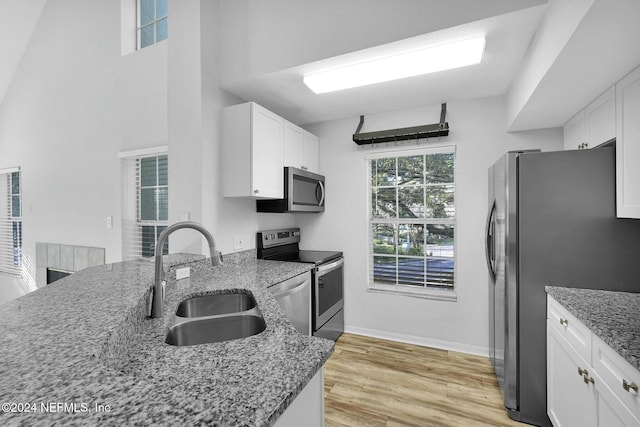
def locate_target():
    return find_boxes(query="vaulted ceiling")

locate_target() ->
[2,0,640,132]
[0,0,48,107]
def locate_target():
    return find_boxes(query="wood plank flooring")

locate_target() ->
[324,333,524,427]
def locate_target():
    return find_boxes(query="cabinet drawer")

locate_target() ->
[548,296,592,364]
[592,334,640,420]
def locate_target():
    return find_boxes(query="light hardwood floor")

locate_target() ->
[324,333,524,427]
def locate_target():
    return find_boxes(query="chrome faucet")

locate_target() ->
[150,221,223,318]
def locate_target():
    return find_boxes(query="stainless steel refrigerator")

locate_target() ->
[486,146,640,427]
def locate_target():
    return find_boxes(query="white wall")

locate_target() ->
[0,0,162,303]
[297,96,563,355]
[199,0,295,255]
[0,0,294,305]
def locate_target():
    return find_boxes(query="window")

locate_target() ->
[368,147,456,299]
[121,149,168,260]
[0,168,22,274]
[138,0,167,49]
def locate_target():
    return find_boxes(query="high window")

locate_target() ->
[0,168,22,274]
[138,0,168,49]
[368,147,456,299]
[121,149,168,260]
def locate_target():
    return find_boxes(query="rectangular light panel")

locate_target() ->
[304,36,486,94]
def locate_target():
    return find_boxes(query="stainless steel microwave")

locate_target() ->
[256,167,325,213]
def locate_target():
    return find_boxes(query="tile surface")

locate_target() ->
[0,251,333,426]
[546,286,640,370]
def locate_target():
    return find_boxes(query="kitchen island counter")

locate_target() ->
[0,252,333,426]
[546,286,640,371]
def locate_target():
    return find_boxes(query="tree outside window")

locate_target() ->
[369,149,455,292]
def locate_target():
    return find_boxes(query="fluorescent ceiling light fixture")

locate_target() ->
[303,36,486,94]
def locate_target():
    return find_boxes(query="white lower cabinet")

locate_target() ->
[547,296,640,427]
[273,368,324,427]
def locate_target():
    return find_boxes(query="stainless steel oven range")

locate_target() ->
[257,228,344,341]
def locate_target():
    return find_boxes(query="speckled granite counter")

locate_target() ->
[546,286,640,371]
[0,251,334,426]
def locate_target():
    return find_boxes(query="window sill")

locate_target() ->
[368,284,457,302]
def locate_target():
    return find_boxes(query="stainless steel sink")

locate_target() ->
[176,292,256,317]
[165,314,266,346]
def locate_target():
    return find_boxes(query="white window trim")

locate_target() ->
[118,145,168,159]
[119,146,168,260]
[0,167,22,276]
[365,145,458,301]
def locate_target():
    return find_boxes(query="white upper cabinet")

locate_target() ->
[586,86,616,147]
[283,120,304,168]
[283,120,320,173]
[563,86,616,150]
[302,131,319,173]
[564,110,586,151]
[222,102,284,199]
[616,65,640,219]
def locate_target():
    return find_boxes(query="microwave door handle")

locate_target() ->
[317,181,325,206]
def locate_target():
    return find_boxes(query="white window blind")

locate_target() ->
[0,167,22,275]
[367,146,456,300]
[120,148,168,260]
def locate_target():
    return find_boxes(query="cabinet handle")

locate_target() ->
[560,318,569,326]
[254,189,259,194]
[577,367,595,384]
[623,379,638,393]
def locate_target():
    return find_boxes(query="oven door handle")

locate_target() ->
[317,257,344,274]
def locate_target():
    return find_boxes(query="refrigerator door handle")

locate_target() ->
[485,200,497,283]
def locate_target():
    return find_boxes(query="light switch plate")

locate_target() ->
[233,235,244,250]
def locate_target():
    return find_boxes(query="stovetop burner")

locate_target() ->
[256,228,342,265]
[296,250,342,265]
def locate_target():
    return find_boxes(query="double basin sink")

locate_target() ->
[165,291,266,346]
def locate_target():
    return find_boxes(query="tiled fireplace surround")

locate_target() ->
[36,243,105,287]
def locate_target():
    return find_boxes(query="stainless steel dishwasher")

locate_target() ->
[268,271,311,335]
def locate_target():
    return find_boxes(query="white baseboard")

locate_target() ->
[344,325,489,357]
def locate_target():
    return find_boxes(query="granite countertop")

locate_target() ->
[546,286,640,371]
[0,251,334,426]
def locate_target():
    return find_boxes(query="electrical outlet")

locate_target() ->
[233,235,244,250]
[106,216,113,229]
[176,267,190,280]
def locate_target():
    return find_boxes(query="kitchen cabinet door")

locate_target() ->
[547,321,597,427]
[593,370,640,427]
[252,105,284,198]
[564,111,586,150]
[616,65,640,218]
[585,86,616,148]
[283,121,320,173]
[302,130,319,173]
[222,102,284,199]
[283,120,304,169]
